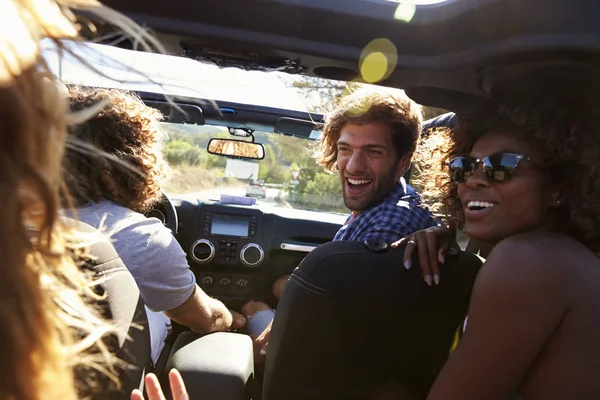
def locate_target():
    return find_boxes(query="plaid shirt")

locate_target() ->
[333,178,439,243]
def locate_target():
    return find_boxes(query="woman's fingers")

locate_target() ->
[130,370,188,400]
[416,233,433,286]
[144,373,166,400]
[168,369,189,400]
[425,230,440,285]
[403,237,416,269]
[396,227,455,285]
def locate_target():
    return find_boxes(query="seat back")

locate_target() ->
[67,218,152,399]
[263,240,482,400]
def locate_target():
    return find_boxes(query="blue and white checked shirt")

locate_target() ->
[333,178,439,243]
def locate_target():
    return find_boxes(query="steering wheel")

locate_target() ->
[145,192,179,235]
[163,192,179,234]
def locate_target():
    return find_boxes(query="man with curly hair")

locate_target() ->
[63,86,245,364]
[243,88,439,361]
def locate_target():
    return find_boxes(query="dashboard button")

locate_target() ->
[235,277,249,288]
[218,276,232,287]
[200,275,215,287]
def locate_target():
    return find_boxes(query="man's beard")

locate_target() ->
[342,174,398,212]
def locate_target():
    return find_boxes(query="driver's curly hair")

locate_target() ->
[416,83,600,252]
[64,87,167,211]
[315,88,422,172]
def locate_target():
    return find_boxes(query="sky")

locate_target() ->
[42,40,310,112]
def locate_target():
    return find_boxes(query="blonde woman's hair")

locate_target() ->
[1,1,163,399]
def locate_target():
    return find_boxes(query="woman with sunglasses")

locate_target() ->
[392,88,600,399]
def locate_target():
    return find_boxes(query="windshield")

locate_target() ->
[160,122,346,215]
[47,41,438,219]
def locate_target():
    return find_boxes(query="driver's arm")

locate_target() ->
[164,284,241,333]
[122,220,245,333]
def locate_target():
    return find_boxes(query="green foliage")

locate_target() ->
[164,140,203,166]
[284,75,449,121]
[285,76,364,113]
[303,171,342,198]
[259,146,287,183]
[204,154,227,169]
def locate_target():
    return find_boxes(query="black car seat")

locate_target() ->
[66,218,152,399]
[262,240,482,400]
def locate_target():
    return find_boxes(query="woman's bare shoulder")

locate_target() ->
[491,232,594,268]
[475,232,598,301]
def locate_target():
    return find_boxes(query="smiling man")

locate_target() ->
[321,88,438,242]
[243,89,439,361]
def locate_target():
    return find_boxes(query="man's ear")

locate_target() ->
[395,153,412,181]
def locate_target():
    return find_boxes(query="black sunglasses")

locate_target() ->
[448,152,533,183]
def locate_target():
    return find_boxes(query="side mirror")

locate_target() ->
[207,138,265,160]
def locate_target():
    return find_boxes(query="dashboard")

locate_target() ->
[172,199,344,307]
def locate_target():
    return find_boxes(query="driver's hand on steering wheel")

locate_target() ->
[391,225,459,286]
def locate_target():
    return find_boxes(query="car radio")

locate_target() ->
[192,209,264,268]
[202,211,257,239]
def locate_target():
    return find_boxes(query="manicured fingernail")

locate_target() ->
[424,274,432,286]
[260,348,267,355]
[433,274,440,285]
[405,260,411,270]
[440,254,445,264]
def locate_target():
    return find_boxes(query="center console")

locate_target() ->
[188,205,266,302]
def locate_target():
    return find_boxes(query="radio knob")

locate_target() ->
[240,243,264,267]
[190,239,215,264]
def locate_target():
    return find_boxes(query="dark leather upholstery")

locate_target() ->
[164,331,254,400]
[263,240,482,400]
[66,218,152,399]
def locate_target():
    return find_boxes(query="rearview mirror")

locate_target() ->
[207,138,265,160]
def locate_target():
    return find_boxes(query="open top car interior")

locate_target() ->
[87,0,600,111]
[61,0,600,399]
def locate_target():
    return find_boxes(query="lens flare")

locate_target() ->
[360,52,388,83]
[359,38,398,84]
[394,3,417,22]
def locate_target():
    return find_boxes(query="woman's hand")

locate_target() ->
[131,369,189,400]
[391,225,460,286]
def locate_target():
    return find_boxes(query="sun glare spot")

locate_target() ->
[359,39,398,84]
[394,3,417,22]
[360,52,389,83]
